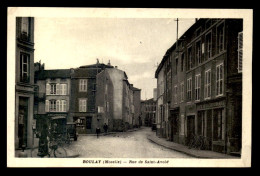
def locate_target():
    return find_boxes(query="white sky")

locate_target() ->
[34,18,195,100]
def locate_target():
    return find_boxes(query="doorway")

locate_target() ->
[18,97,29,148]
[187,115,195,144]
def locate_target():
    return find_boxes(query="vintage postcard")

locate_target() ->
[7,7,252,167]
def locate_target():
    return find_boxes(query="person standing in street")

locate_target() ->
[96,126,100,138]
[103,123,108,134]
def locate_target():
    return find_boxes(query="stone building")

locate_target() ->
[140,98,156,127]
[155,19,243,155]
[34,65,71,134]
[96,67,141,131]
[69,62,113,134]
[15,17,35,149]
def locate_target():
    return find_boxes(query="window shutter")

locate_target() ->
[56,83,60,95]
[46,83,50,95]
[45,100,49,112]
[63,100,66,112]
[64,84,67,95]
[238,32,243,72]
[56,100,60,112]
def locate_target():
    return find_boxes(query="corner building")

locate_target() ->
[155,19,243,155]
[15,17,35,149]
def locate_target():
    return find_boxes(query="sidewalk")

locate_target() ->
[147,133,239,159]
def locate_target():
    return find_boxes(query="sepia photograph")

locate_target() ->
[7,7,252,167]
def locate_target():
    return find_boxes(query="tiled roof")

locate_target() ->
[36,69,71,80]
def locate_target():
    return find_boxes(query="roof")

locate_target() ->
[141,98,155,103]
[36,69,71,80]
[71,67,100,78]
[79,63,114,69]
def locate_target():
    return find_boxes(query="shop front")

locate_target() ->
[196,98,226,153]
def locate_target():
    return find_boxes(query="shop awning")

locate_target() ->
[51,116,66,120]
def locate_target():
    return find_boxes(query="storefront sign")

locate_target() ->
[197,100,225,110]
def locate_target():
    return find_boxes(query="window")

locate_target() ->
[214,109,225,140]
[20,53,30,83]
[49,100,56,112]
[61,100,67,112]
[21,18,29,34]
[196,40,202,65]
[105,84,108,95]
[206,32,212,59]
[187,77,192,102]
[79,99,87,112]
[238,32,243,73]
[174,85,178,104]
[180,82,184,102]
[216,63,224,96]
[60,84,67,95]
[217,24,225,53]
[187,47,192,70]
[195,74,201,101]
[79,79,87,92]
[205,69,211,99]
[50,84,57,95]
[181,53,184,72]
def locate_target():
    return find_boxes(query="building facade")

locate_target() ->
[140,99,156,127]
[34,66,71,135]
[15,17,35,149]
[69,62,113,134]
[96,67,141,132]
[155,19,243,155]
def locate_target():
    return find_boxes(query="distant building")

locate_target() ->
[96,67,141,131]
[15,17,35,149]
[140,98,156,127]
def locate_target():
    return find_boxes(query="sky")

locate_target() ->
[34,17,195,100]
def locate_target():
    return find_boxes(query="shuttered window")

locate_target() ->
[205,69,211,99]
[238,32,243,73]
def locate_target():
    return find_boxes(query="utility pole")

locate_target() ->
[175,18,179,53]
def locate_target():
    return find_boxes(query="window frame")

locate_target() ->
[204,69,211,100]
[79,98,87,112]
[79,79,88,92]
[205,31,212,60]
[195,39,202,65]
[195,74,201,101]
[187,77,192,102]
[216,63,224,97]
[217,22,225,53]
[20,52,30,83]
[180,82,184,103]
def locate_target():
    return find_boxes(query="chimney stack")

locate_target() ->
[108,60,111,66]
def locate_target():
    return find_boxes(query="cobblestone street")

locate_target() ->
[65,127,192,158]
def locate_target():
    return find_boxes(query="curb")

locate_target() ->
[147,135,239,159]
[147,135,204,158]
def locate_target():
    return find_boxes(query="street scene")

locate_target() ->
[13,11,244,161]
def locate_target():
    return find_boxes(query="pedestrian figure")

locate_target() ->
[96,127,100,138]
[103,123,108,134]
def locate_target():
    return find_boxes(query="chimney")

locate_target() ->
[108,60,111,66]
[96,58,99,64]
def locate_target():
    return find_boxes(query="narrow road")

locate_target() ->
[66,127,192,158]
